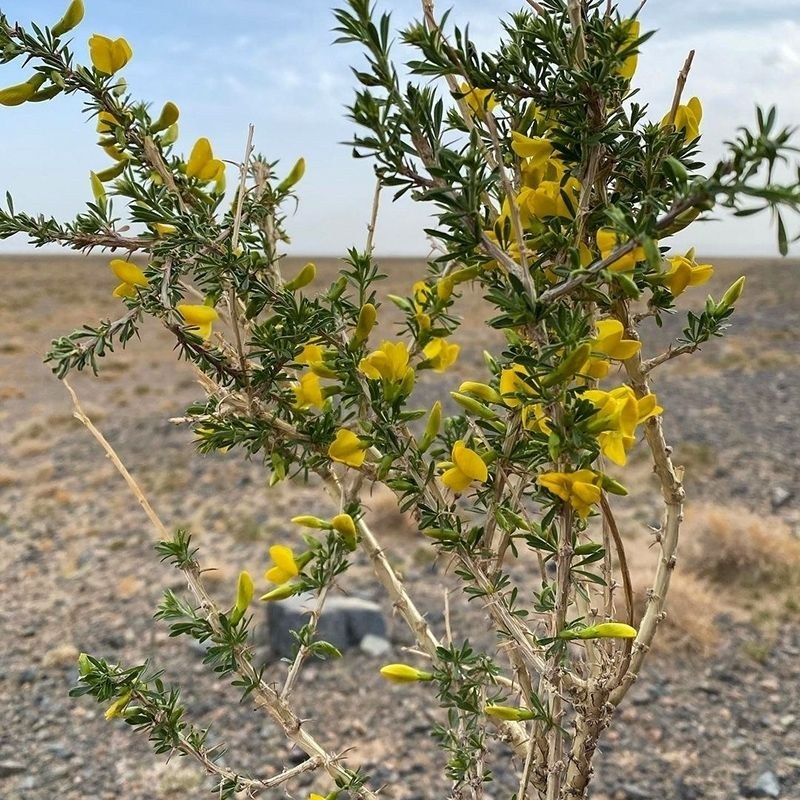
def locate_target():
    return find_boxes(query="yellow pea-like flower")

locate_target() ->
[596,228,647,272]
[112,283,136,299]
[662,250,714,296]
[592,319,641,361]
[616,19,640,81]
[186,137,225,182]
[538,469,603,519]
[422,338,460,373]
[510,131,554,166]
[176,303,219,340]
[661,96,703,143]
[379,664,433,683]
[292,371,324,410]
[89,34,133,76]
[359,341,413,383]
[154,223,177,236]
[109,259,148,288]
[89,171,106,204]
[264,544,299,585]
[328,429,367,468]
[500,363,536,407]
[51,0,85,37]
[458,82,497,118]
[441,440,488,493]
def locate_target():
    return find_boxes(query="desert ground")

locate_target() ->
[0,254,799,800]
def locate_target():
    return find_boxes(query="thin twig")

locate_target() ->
[63,380,380,800]
[668,51,696,126]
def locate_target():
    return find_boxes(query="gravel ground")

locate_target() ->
[0,255,798,800]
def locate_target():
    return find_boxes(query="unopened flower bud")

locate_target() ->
[331,513,358,551]
[484,704,536,721]
[277,157,306,192]
[150,101,180,133]
[285,262,316,291]
[450,391,498,420]
[379,664,433,683]
[51,0,85,37]
[459,381,502,404]
[351,303,377,347]
[718,276,745,311]
[418,400,442,453]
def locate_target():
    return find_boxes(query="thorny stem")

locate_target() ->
[668,51,696,126]
[63,380,381,800]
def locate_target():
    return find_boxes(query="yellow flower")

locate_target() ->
[154,223,177,236]
[296,340,326,366]
[177,303,219,340]
[596,228,646,272]
[458,82,497,117]
[520,176,581,221]
[412,280,433,311]
[379,664,433,683]
[293,371,324,410]
[522,403,551,434]
[88,34,133,76]
[582,385,662,465]
[500,364,536,407]
[422,338,460,372]
[328,429,367,468]
[441,440,488,493]
[359,341,413,382]
[662,250,714,296]
[109,259,148,288]
[538,469,602,519]
[265,545,299,585]
[96,111,119,133]
[112,282,136,299]
[592,319,641,361]
[661,96,702,143]
[186,137,225,183]
[617,19,640,81]
[510,132,553,165]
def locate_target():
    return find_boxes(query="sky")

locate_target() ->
[0,0,798,257]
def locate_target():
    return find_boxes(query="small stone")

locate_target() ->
[743,770,780,798]
[17,667,38,685]
[618,784,652,800]
[360,634,391,657]
[0,761,26,778]
[771,487,793,510]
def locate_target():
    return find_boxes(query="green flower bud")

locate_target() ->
[277,157,306,192]
[718,276,745,311]
[484,704,537,721]
[285,261,316,291]
[540,343,592,388]
[450,391,498,420]
[418,400,442,453]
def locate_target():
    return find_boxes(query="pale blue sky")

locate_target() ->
[1,0,798,256]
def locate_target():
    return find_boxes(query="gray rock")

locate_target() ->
[360,633,391,657]
[771,486,793,510]
[265,593,386,657]
[744,770,780,798]
[0,760,26,778]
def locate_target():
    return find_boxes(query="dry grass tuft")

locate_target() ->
[681,504,800,589]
